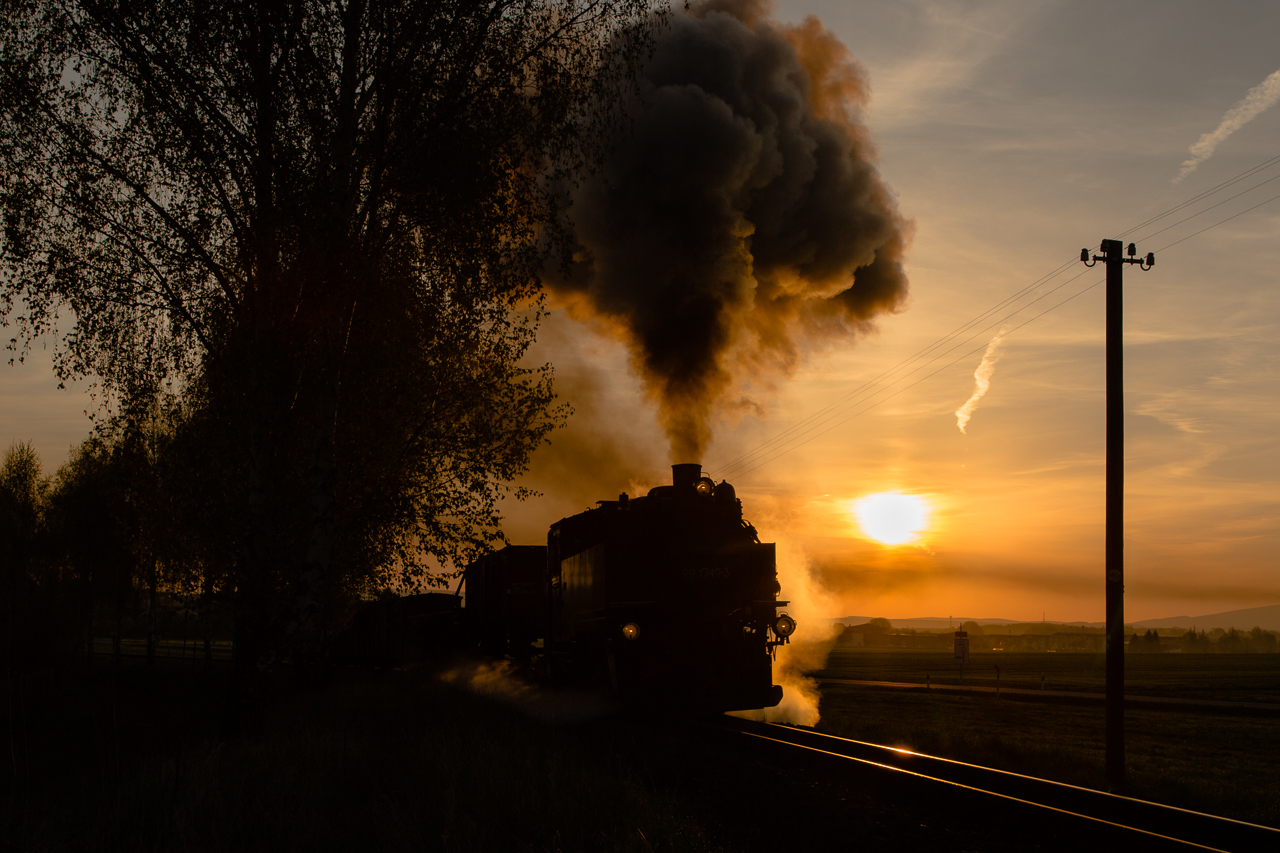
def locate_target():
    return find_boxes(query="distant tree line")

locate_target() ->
[0,398,238,676]
[833,620,1280,653]
[1130,627,1278,654]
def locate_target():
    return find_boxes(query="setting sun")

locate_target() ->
[853,492,930,545]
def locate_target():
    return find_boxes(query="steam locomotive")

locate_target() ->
[332,464,794,713]
[464,464,795,712]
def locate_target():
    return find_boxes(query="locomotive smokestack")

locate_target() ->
[672,463,702,490]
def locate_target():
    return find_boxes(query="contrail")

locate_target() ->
[955,328,1009,434]
[1176,68,1280,183]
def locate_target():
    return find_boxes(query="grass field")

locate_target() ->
[813,648,1280,827]
[90,637,235,660]
[818,647,1280,703]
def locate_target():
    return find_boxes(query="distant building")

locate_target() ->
[1048,632,1105,653]
[836,624,949,649]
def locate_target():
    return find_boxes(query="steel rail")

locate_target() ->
[714,716,1280,852]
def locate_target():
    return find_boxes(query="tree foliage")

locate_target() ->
[0,440,45,570]
[0,0,657,679]
[1,441,80,669]
[0,442,49,635]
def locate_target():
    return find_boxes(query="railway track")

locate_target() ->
[711,716,1280,851]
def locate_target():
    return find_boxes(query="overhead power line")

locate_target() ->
[1117,152,1280,238]
[724,273,1104,480]
[713,257,1081,476]
[710,154,1280,483]
[1149,188,1280,253]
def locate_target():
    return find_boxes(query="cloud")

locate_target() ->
[1176,68,1280,183]
[954,327,1009,433]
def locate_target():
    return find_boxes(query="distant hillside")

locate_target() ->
[828,616,1054,631]
[829,604,1280,632]
[1130,604,1280,632]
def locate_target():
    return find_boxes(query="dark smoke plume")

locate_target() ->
[548,0,912,461]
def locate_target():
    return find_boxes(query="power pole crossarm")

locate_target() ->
[1080,238,1155,791]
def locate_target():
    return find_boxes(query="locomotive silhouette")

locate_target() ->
[334,464,795,712]
[466,463,794,712]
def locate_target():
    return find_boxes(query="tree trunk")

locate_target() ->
[112,569,122,665]
[222,379,271,740]
[224,549,267,739]
[146,556,157,667]
[223,613,263,739]
[290,415,336,686]
[222,34,282,738]
[201,568,213,669]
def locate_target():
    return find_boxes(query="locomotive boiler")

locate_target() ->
[465,463,795,712]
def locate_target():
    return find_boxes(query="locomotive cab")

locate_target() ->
[547,464,788,712]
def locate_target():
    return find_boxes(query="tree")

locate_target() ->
[1,442,47,668]
[0,441,83,670]
[1219,628,1244,653]
[1,0,656,729]
[45,434,137,663]
[1249,626,1276,653]
[0,441,45,582]
[90,389,182,667]
[41,397,224,667]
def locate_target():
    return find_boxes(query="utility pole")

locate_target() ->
[1081,239,1154,789]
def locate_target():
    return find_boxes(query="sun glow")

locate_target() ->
[852,492,930,545]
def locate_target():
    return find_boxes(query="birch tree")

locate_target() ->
[1,0,656,730]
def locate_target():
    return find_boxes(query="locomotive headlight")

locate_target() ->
[695,476,715,495]
[622,622,641,641]
[773,614,797,639]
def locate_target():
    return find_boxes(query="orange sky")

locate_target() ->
[500,1,1280,622]
[3,1,1278,623]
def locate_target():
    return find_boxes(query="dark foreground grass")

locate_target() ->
[815,682,1280,828]
[1,660,719,852]
[6,658,1225,852]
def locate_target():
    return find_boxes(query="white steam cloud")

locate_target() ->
[1176,68,1280,183]
[955,328,1009,434]
[440,660,612,723]
[732,540,838,727]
